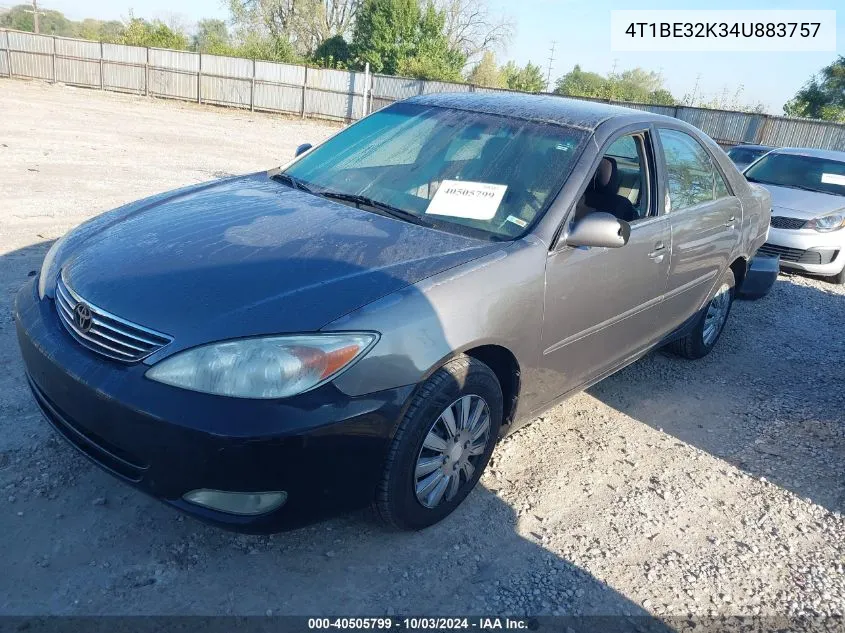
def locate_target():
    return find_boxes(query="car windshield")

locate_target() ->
[728,147,768,165]
[282,102,588,239]
[745,152,845,197]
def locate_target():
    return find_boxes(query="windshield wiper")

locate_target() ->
[318,191,428,226]
[272,172,313,193]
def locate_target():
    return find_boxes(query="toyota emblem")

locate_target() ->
[74,303,93,333]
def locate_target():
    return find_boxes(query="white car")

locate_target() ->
[746,147,845,284]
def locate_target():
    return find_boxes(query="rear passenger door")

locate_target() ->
[656,128,741,332]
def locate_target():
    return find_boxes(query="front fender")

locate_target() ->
[323,237,548,415]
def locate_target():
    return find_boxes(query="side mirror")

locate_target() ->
[294,143,313,157]
[565,212,631,248]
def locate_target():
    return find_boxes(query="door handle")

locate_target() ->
[648,242,666,262]
[724,216,736,228]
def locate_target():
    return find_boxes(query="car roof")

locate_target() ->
[767,147,845,161]
[403,92,672,131]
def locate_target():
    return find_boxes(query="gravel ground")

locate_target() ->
[0,79,843,619]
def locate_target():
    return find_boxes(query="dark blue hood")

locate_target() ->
[60,173,503,349]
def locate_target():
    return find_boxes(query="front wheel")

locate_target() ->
[828,265,845,285]
[671,268,735,359]
[374,355,503,530]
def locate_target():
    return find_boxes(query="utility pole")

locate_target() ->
[545,40,556,92]
[25,0,44,34]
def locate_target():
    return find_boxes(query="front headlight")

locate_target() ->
[807,211,845,233]
[37,234,68,299]
[145,333,377,399]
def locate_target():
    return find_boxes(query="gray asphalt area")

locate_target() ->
[0,79,843,618]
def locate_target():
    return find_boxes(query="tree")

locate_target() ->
[313,34,351,67]
[350,0,463,79]
[228,0,359,56]
[783,56,845,122]
[554,64,677,106]
[554,64,606,98]
[192,19,231,53]
[0,4,76,35]
[500,60,545,93]
[233,33,299,61]
[307,0,360,49]
[467,51,502,87]
[398,1,464,80]
[648,89,676,106]
[435,0,512,66]
[76,18,124,42]
[350,0,418,74]
[120,16,188,49]
[608,68,671,104]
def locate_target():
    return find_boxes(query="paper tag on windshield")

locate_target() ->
[821,173,845,186]
[425,180,507,221]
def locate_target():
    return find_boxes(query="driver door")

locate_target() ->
[539,129,672,401]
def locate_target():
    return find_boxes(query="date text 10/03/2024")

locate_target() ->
[307,617,532,630]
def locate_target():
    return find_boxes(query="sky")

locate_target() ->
[9,0,843,114]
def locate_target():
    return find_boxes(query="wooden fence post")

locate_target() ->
[99,41,104,89]
[301,65,307,118]
[144,47,149,97]
[197,52,202,104]
[250,58,256,112]
[51,35,56,83]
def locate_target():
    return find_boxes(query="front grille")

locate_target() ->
[55,274,171,362]
[758,243,838,265]
[770,216,807,230]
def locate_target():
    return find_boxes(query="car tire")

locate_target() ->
[374,355,503,530]
[671,268,736,360]
[829,266,845,285]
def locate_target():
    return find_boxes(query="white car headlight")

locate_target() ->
[807,211,845,233]
[145,333,377,399]
[38,234,68,299]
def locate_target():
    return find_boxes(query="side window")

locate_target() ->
[657,128,715,211]
[714,167,731,199]
[606,136,638,162]
[575,132,653,224]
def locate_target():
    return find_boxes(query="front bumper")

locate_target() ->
[15,279,414,532]
[762,226,845,276]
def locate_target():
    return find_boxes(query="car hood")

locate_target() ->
[60,173,503,349]
[761,183,845,219]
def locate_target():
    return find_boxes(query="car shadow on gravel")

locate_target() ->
[0,239,676,622]
[586,277,845,515]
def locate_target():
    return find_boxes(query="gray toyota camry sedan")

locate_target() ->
[15,93,771,532]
